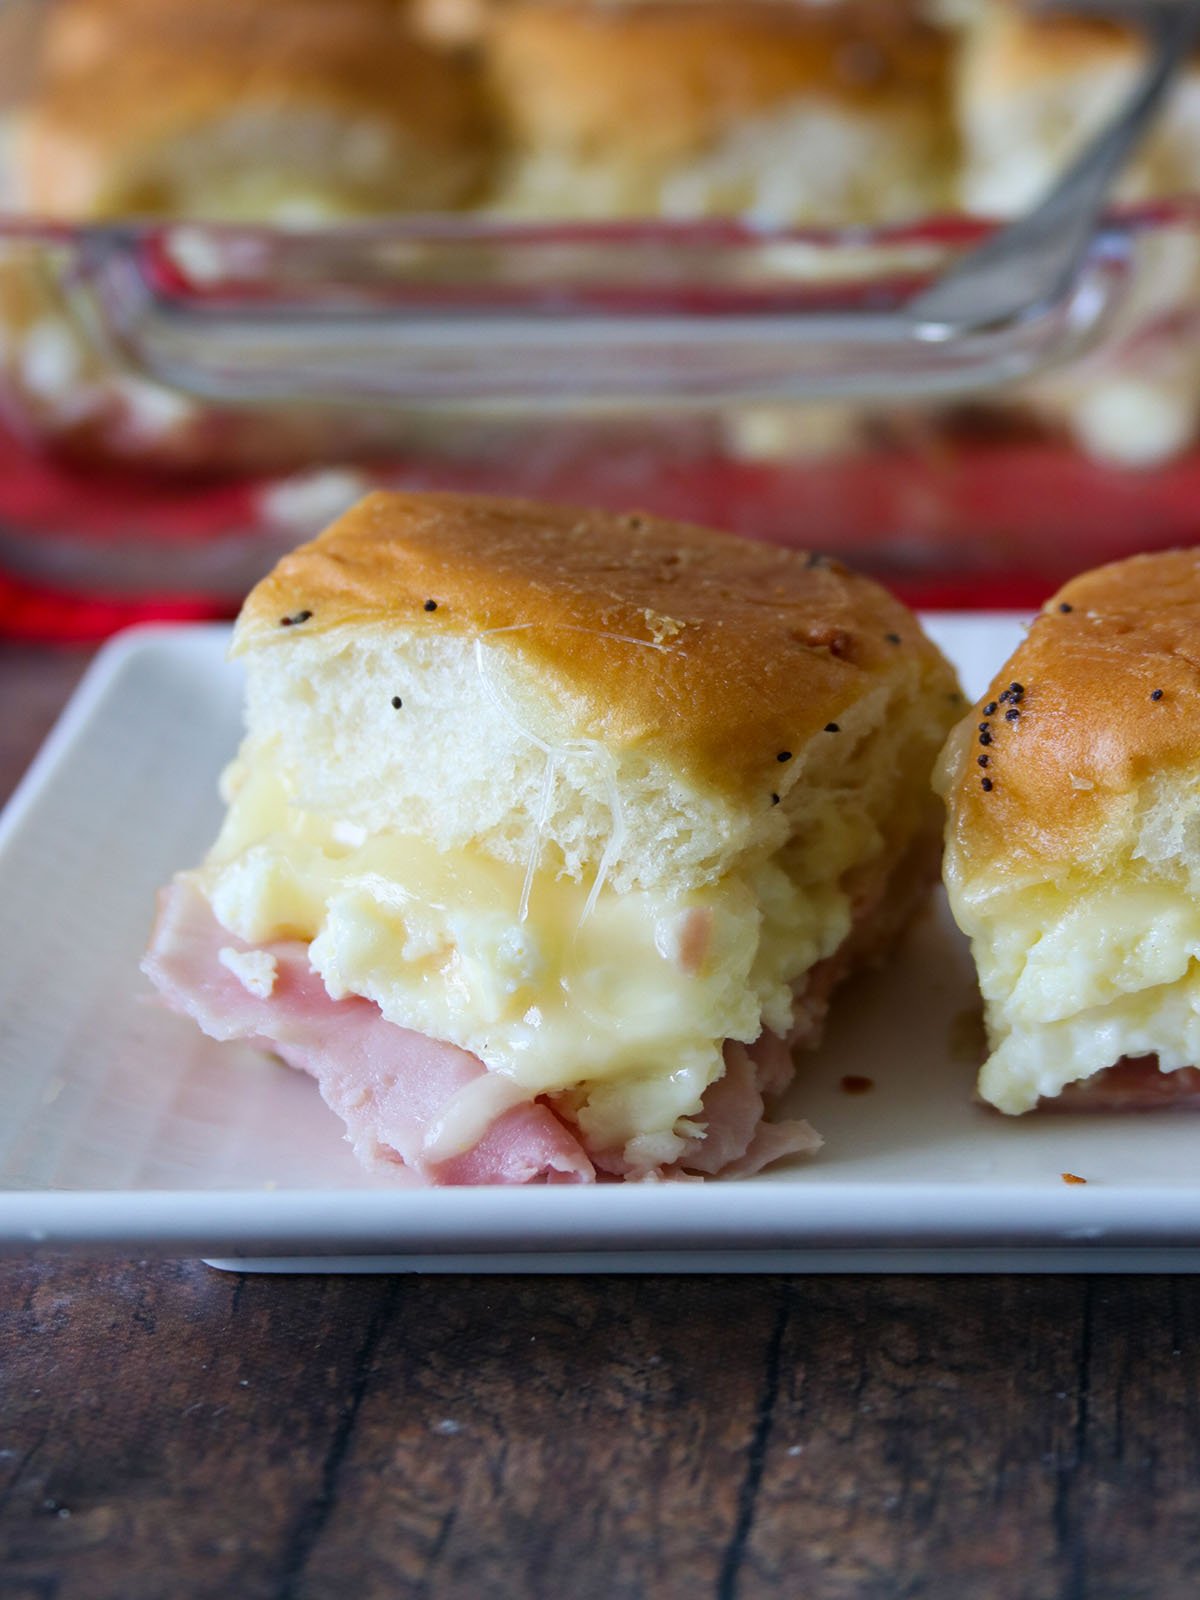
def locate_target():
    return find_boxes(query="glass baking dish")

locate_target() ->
[1,195,1199,639]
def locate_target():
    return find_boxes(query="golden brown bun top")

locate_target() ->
[488,3,949,162]
[962,4,1158,100]
[937,549,1200,875]
[28,0,484,177]
[237,490,958,805]
[41,0,412,77]
[418,0,934,49]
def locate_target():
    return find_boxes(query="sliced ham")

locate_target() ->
[612,843,941,1179]
[587,1032,820,1181]
[143,879,594,1186]
[661,1038,821,1179]
[1042,1056,1200,1113]
[143,878,824,1186]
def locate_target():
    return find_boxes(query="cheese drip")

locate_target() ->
[199,740,861,1154]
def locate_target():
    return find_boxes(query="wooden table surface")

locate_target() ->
[2,643,1200,1600]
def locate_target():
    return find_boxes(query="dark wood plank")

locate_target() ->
[3,1264,1200,1600]
[740,1276,1086,1600]
[738,1278,1200,1600]
[0,1260,391,1600]
[0,1263,776,1600]
[1063,1279,1200,1600]
[285,1275,780,1600]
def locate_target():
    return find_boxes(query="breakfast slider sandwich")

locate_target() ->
[12,0,491,221]
[482,0,956,476]
[485,1,954,225]
[0,0,493,473]
[145,491,960,1184]
[937,550,1200,1114]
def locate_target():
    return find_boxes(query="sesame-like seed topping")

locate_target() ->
[983,701,997,716]
[1009,682,1024,697]
[977,754,989,768]
[776,751,792,763]
[391,696,402,709]
[981,777,994,792]
[423,599,438,612]
[1059,603,1073,614]
[1005,707,1021,722]
[279,609,313,628]
[824,722,841,733]
[1151,688,1164,701]
[979,730,992,746]
[978,721,991,733]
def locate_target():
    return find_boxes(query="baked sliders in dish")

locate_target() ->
[937,550,1200,1114]
[145,491,960,1183]
[485,1,954,225]
[12,0,491,222]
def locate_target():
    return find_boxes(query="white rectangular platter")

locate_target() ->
[4,619,1200,1273]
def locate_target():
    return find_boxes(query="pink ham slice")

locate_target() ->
[663,1035,820,1179]
[143,878,820,1185]
[589,1032,821,1180]
[143,879,594,1186]
[1042,1056,1200,1112]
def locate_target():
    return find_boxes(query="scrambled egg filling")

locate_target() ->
[198,739,868,1154]
[957,876,1200,1114]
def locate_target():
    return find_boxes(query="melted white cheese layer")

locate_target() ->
[954,875,1200,1114]
[200,741,858,1157]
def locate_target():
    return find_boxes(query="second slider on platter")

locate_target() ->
[937,549,1200,1115]
[144,491,961,1184]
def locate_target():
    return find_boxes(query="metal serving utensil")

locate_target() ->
[909,0,1200,339]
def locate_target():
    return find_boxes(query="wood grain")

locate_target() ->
[3,652,1200,1600]
[2,1268,1200,1599]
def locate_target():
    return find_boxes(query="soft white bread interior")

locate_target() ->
[14,0,492,221]
[200,491,961,1166]
[936,549,1200,1113]
[230,491,960,892]
[485,2,955,224]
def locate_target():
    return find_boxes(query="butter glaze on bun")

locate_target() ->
[937,550,1200,1113]
[236,490,960,889]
